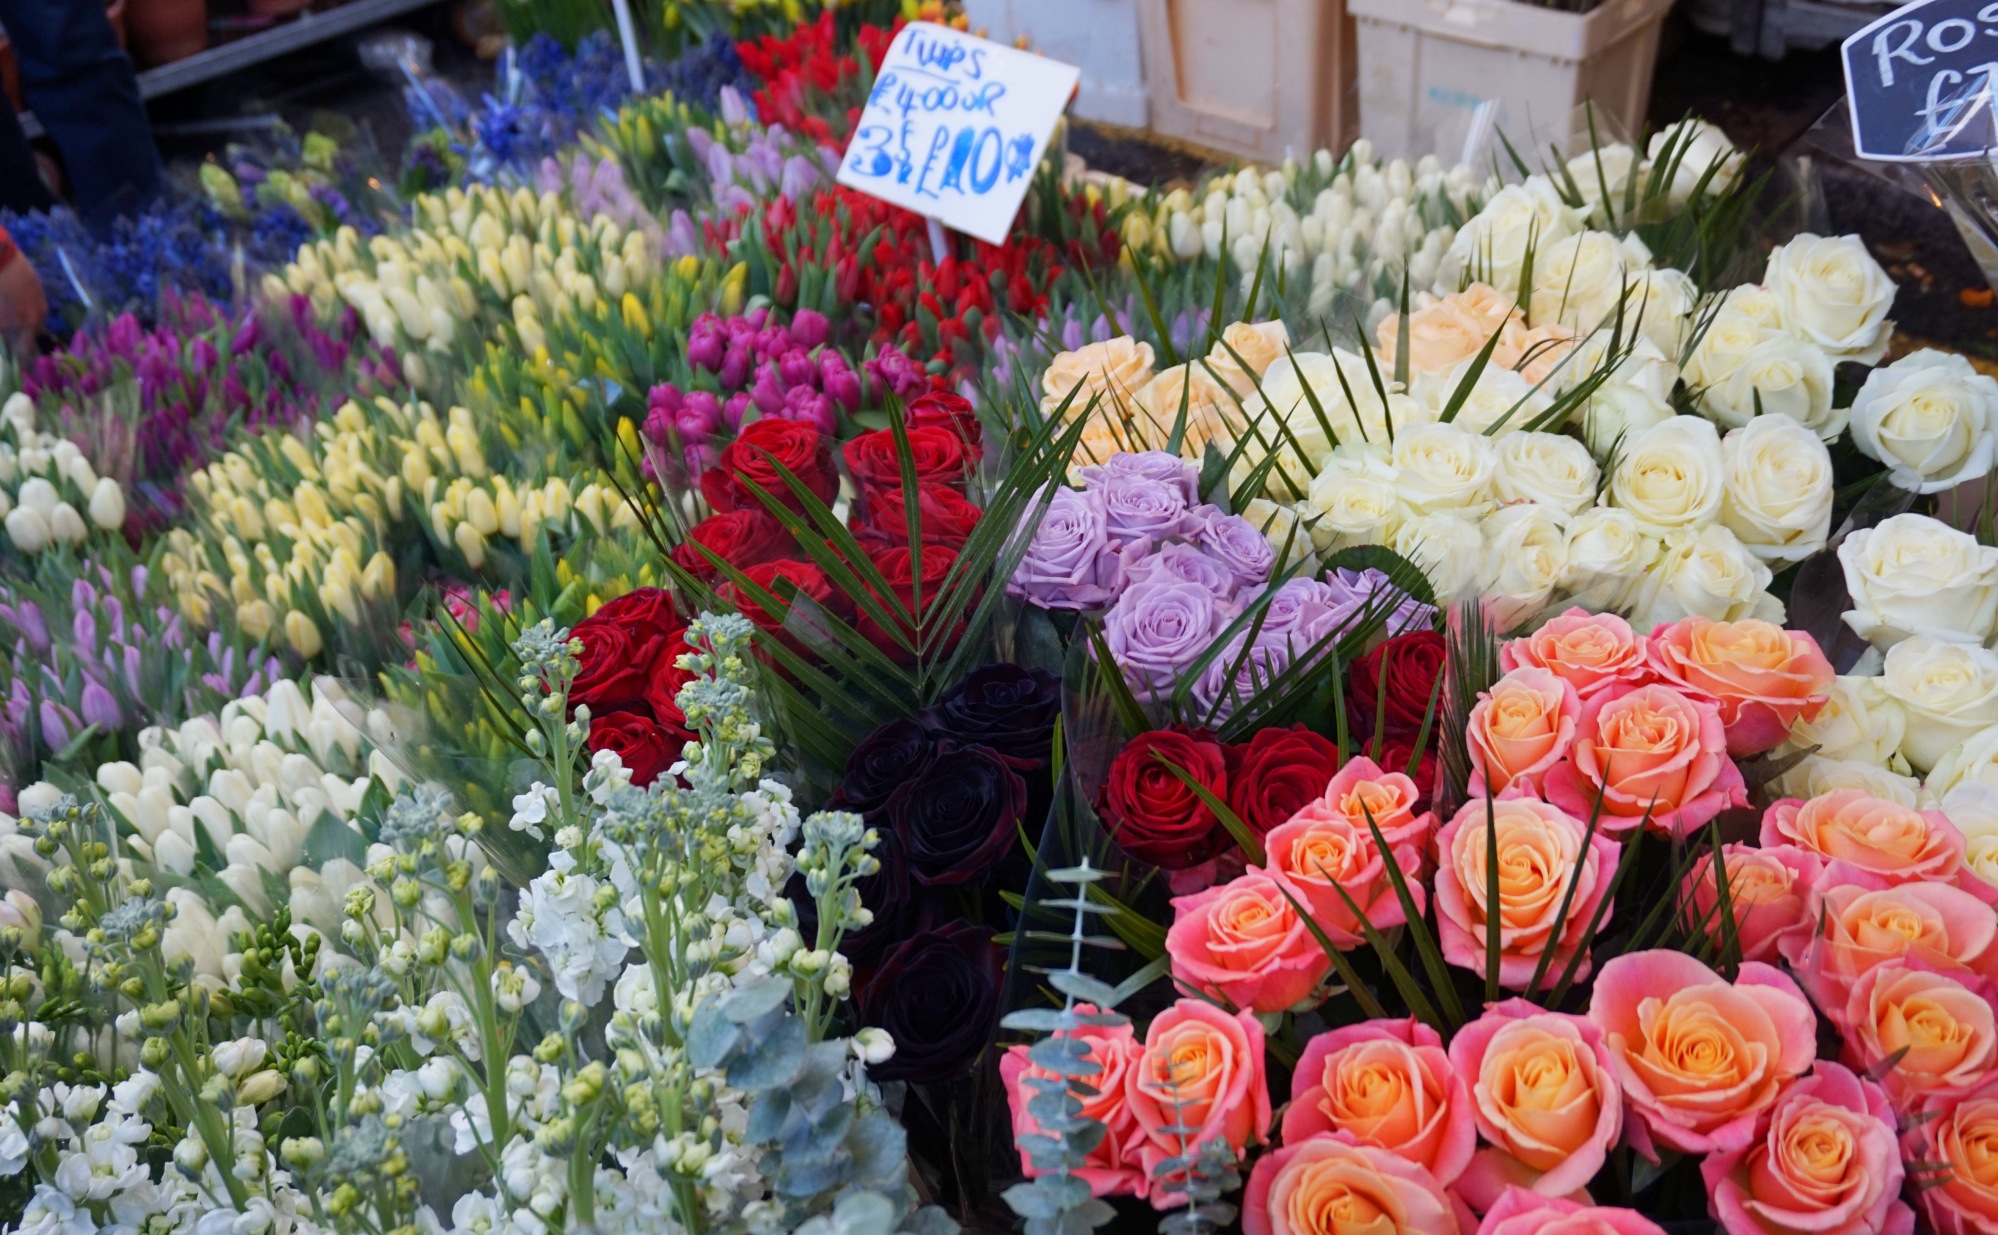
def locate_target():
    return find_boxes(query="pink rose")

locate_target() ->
[1000,1006,1145,1198]
[1282,1018,1476,1186]
[1840,961,1998,1106]
[1646,616,1834,757]
[1447,1001,1623,1211]
[1902,1076,1998,1235]
[1263,810,1424,950]
[1680,843,1821,964]
[1502,608,1655,700]
[1792,879,1998,1012]
[1244,1133,1468,1235]
[1588,951,1819,1159]
[1467,667,1581,796]
[1434,796,1618,991]
[1166,872,1330,1014]
[1476,1189,1668,1235]
[1279,755,1436,856]
[1701,1062,1913,1235]
[1762,791,1970,891]
[1544,683,1747,838]
[1126,999,1271,1200]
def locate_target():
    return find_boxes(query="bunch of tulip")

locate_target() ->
[585,86,839,225]
[0,391,128,558]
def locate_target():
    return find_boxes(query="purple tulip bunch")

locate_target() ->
[688,89,839,215]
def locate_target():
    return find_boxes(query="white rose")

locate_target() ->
[1390,422,1497,516]
[1560,507,1653,611]
[1700,335,1840,439]
[1302,450,1406,551]
[1719,414,1833,564]
[1493,431,1598,517]
[1848,349,1998,494]
[1565,143,1641,223]
[1527,230,1653,334]
[1771,755,1925,807]
[1624,523,1779,628]
[1484,504,1569,630]
[1940,781,1998,890]
[1929,725,1998,801]
[1581,381,1678,460]
[1682,302,1778,404]
[1553,329,1676,403]
[1234,349,1430,498]
[1648,118,1744,208]
[1416,360,1554,436]
[1879,635,1998,772]
[1775,674,1909,770]
[1718,283,1787,331]
[1627,267,1699,358]
[1609,415,1725,532]
[1765,233,1895,364]
[1441,176,1580,294]
[1392,511,1487,602]
[1838,512,1998,647]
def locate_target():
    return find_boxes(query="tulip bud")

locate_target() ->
[283,610,323,659]
[4,506,50,554]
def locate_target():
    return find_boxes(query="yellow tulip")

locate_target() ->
[284,610,323,659]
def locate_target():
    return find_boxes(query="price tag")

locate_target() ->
[836,22,1081,246]
[1843,0,1998,161]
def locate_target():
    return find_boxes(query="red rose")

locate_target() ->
[717,559,854,658]
[588,708,677,786]
[1226,725,1343,838]
[671,509,794,583]
[1380,737,1441,811]
[842,427,970,495]
[1349,631,1447,735]
[858,544,966,663]
[570,587,680,713]
[699,417,837,513]
[1098,727,1229,869]
[907,390,982,454]
[854,481,983,552]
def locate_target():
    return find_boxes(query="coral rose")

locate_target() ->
[1000,1005,1145,1198]
[1502,608,1654,700]
[1478,1189,1669,1235]
[1646,616,1834,757]
[1701,1062,1912,1235]
[1543,682,1748,838]
[1841,961,1998,1105]
[1262,809,1423,950]
[1467,667,1581,795]
[1280,755,1436,855]
[1433,797,1619,990]
[1447,1001,1623,1210]
[1588,951,1819,1159]
[1282,1018,1476,1187]
[1679,843,1821,964]
[1793,880,1998,1011]
[1761,790,1970,890]
[1244,1133,1467,1235]
[1166,872,1329,1014]
[1126,999,1271,1199]
[1902,1077,1998,1235]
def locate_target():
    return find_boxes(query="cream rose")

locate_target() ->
[1765,233,1896,364]
[1041,336,1156,420]
[1609,415,1725,533]
[1705,336,1840,439]
[1560,508,1654,612]
[1205,319,1292,397]
[1581,381,1678,461]
[1416,361,1554,436]
[1554,329,1676,402]
[1648,118,1744,208]
[1879,636,1998,773]
[1394,511,1488,603]
[1302,451,1407,552]
[1485,505,1570,631]
[1624,523,1779,629]
[1942,781,1998,892]
[1775,675,1910,771]
[1682,302,1778,403]
[1838,513,1998,648]
[1849,349,1998,494]
[1495,432,1598,517]
[1565,143,1641,223]
[1527,230,1654,335]
[1719,414,1834,565]
[1771,756,1925,808]
[1234,350,1431,499]
[1133,363,1240,456]
[1627,267,1699,358]
[1392,423,1497,516]
[1932,726,1998,804]
[1443,177,1581,295]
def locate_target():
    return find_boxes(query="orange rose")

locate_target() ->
[1679,843,1820,964]
[1841,961,1998,1105]
[1205,320,1292,397]
[1904,1077,1998,1235]
[1794,880,1998,1010]
[1125,999,1271,1202]
[1282,1018,1477,1187]
[1467,667,1581,795]
[1377,285,1516,376]
[1646,616,1834,757]
[1502,608,1655,700]
[1701,1062,1910,1235]
[1761,790,1968,887]
[1543,683,1747,839]
[1166,872,1330,1014]
[1000,1007,1144,1197]
[1243,1133,1465,1235]
[1262,811,1424,950]
[1433,797,1618,990]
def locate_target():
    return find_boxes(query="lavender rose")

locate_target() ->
[1097,475,1191,545]
[1325,567,1437,638]
[1104,579,1229,699]
[1007,487,1124,610]
[1190,507,1277,592]
[1193,634,1295,721]
[1077,449,1199,503]
[1122,541,1242,601]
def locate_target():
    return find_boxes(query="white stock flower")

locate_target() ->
[507,859,629,1006]
[1719,414,1833,565]
[1838,513,1998,648]
[1878,635,1998,772]
[1765,233,1895,364]
[1848,349,1998,494]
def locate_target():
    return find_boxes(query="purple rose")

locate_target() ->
[1122,541,1239,602]
[1190,507,1276,592]
[1096,475,1190,545]
[1325,567,1436,639]
[1077,450,1199,504]
[1007,487,1123,610]
[1192,634,1294,722]
[1104,579,1228,699]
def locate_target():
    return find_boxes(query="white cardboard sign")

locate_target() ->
[835,22,1080,246]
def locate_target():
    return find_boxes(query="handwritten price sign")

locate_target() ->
[836,22,1081,245]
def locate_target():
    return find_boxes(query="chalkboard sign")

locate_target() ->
[1843,0,1998,161]
[835,22,1081,245]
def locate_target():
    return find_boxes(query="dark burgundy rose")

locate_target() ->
[716,559,853,658]
[569,587,680,712]
[670,509,794,583]
[587,708,676,786]
[1097,727,1229,869]
[639,627,699,735]
[888,740,1026,885]
[852,481,983,552]
[906,390,982,454]
[857,544,963,663]
[1349,631,1447,735]
[924,664,1060,766]
[841,718,936,814]
[842,427,971,494]
[1226,724,1342,838]
[699,417,838,513]
[857,920,1001,1083]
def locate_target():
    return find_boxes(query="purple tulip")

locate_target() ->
[751,364,788,415]
[649,382,686,415]
[778,348,817,389]
[679,390,722,438]
[790,309,830,350]
[719,344,752,391]
[80,682,121,730]
[723,392,755,434]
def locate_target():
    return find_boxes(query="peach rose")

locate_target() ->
[1903,1077,1998,1235]
[1244,1133,1467,1235]
[1282,1018,1476,1187]
[1646,616,1834,757]
[1434,797,1619,990]
[1280,756,1436,856]
[1167,872,1331,1014]
[1041,336,1155,420]
[1377,284,1517,377]
[1447,1001,1623,1210]
[1000,1006,1145,1197]
[1841,961,1998,1105]
[1263,812,1424,950]
[1206,320,1292,397]
[1468,667,1581,796]
[1501,608,1655,700]
[1126,998,1271,1194]
[1679,843,1821,964]
[1588,951,1819,1158]
[1477,1189,1669,1235]
[1133,362,1241,457]
[1760,791,1969,889]
[1793,880,1998,1011]
[1701,1062,1911,1235]
[1543,682,1748,838]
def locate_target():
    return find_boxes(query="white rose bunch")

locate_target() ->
[1838,512,1998,647]
[1647,118,1746,209]
[1440,175,1580,297]
[1624,522,1780,628]
[1848,349,1998,493]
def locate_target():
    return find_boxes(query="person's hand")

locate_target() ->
[0,250,46,354]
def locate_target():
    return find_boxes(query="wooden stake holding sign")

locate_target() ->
[836,23,1081,256]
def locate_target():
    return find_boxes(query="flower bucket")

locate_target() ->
[1135,0,1358,163]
